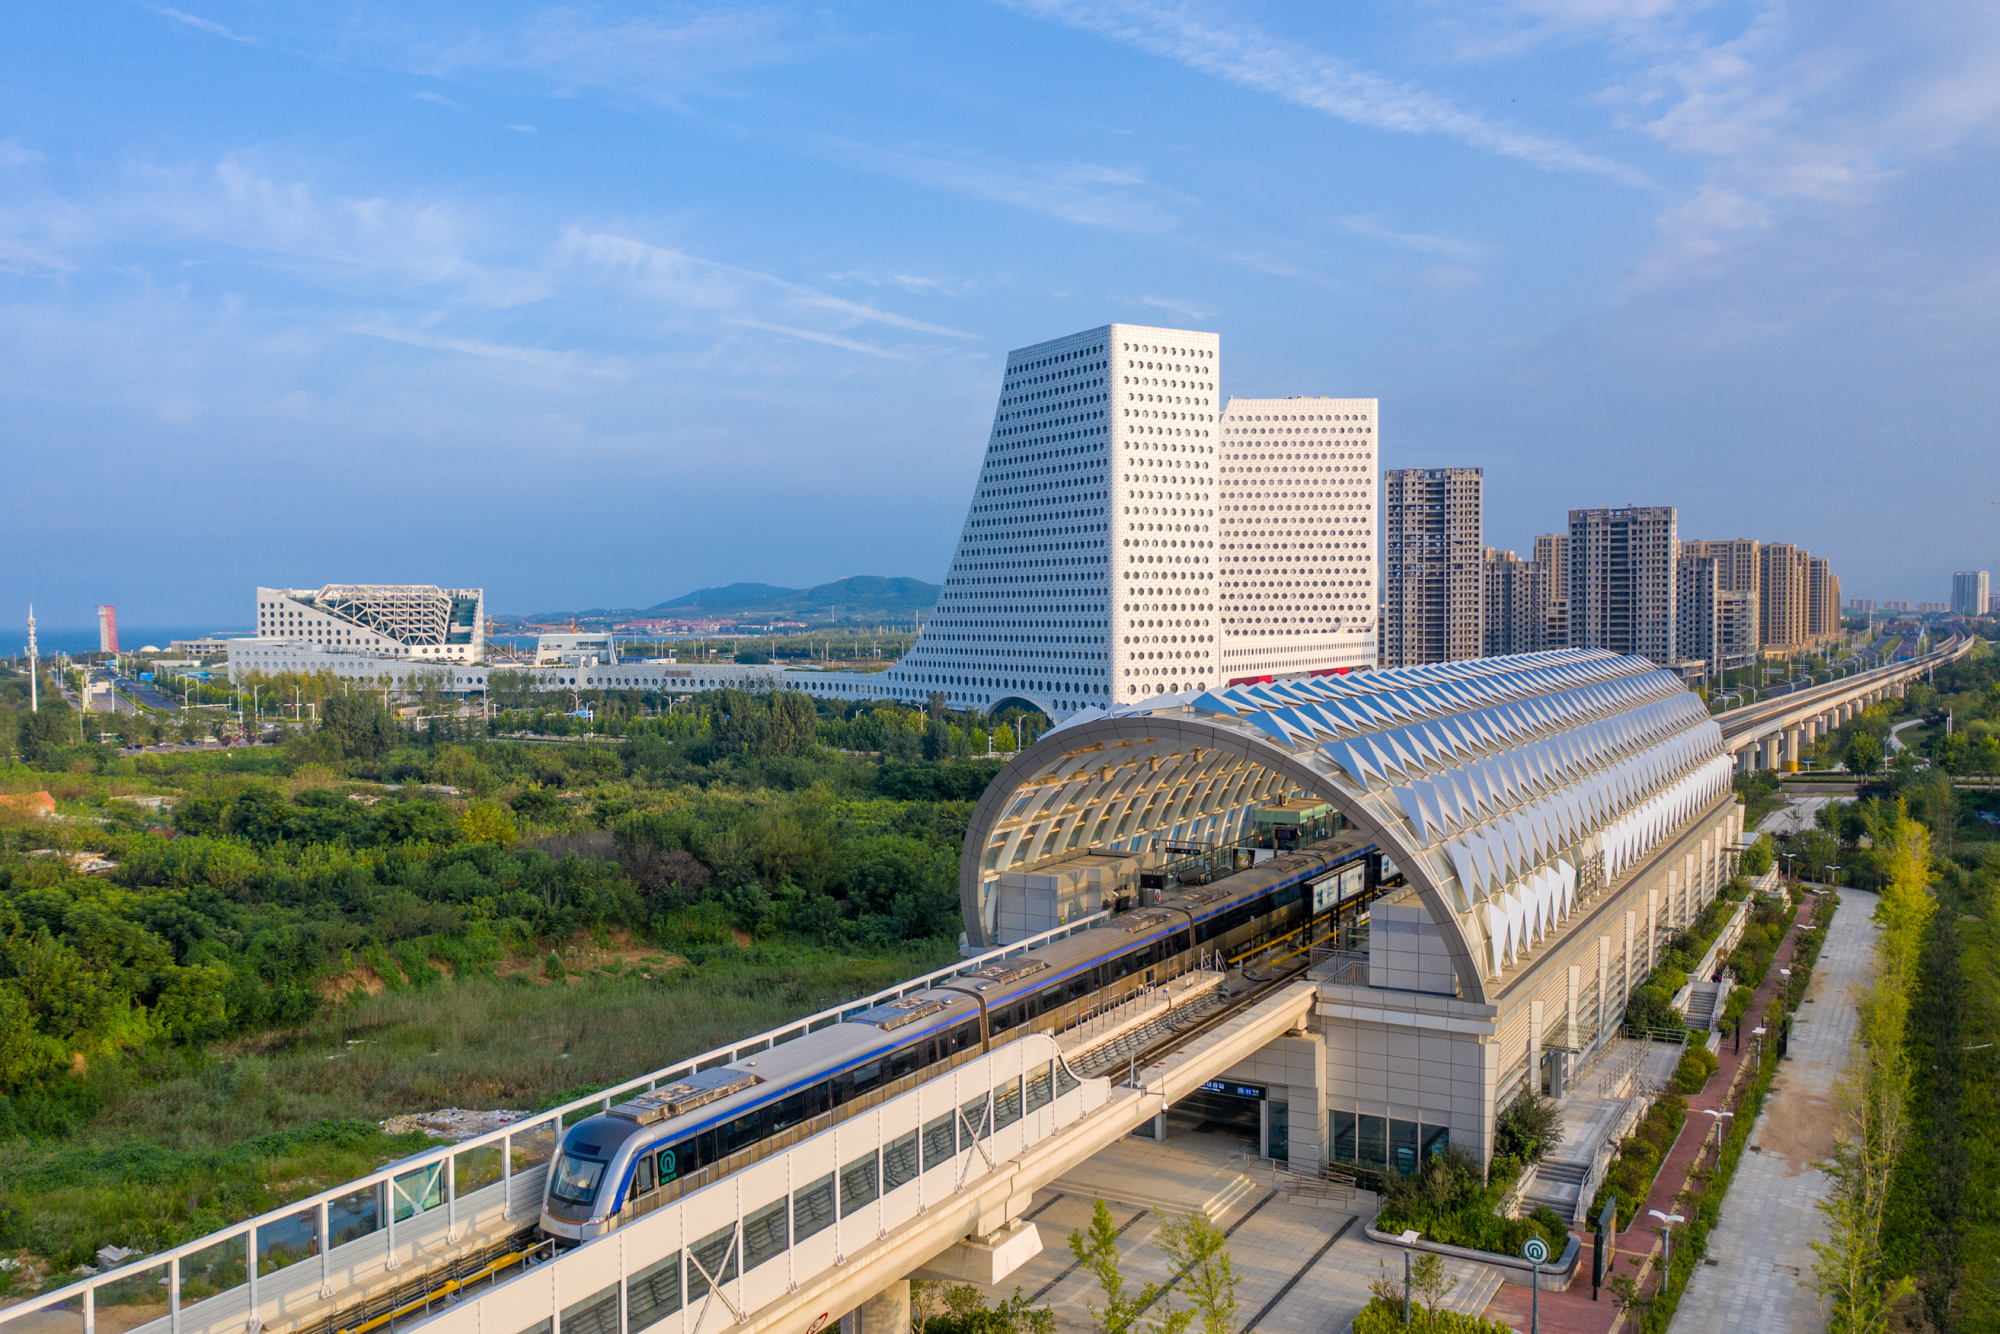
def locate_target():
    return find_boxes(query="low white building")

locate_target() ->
[254,585,485,663]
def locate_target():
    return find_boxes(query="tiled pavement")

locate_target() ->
[1666,892,1874,1333]
[953,1134,1501,1333]
[1484,898,1819,1334]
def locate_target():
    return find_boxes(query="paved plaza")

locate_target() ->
[1667,890,1875,1334]
[949,1132,1500,1334]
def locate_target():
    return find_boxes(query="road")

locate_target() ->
[1887,717,1924,753]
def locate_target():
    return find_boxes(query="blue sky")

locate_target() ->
[5,0,1997,630]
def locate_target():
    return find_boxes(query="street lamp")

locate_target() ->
[1825,864,1842,889]
[1648,1209,1686,1269]
[1699,1109,1734,1156]
[1398,1231,1421,1324]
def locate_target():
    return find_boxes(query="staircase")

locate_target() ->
[1521,1157,1590,1223]
[1684,982,1723,1032]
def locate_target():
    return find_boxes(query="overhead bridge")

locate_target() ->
[1713,633,1973,771]
[3,925,1319,1334]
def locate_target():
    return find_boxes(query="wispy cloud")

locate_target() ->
[155,7,256,44]
[1139,294,1212,319]
[1418,265,1486,290]
[506,124,538,134]
[0,238,71,274]
[1004,0,1651,185]
[819,138,1180,232]
[1339,214,1488,261]
[413,91,465,110]
[725,318,907,359]
[341,323,626,375]
[0,139,43,168]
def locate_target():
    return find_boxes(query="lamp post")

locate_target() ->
[1399,1230,1420,1324]
[1826,864,1842,890]
[1699,1109,1734,1159]
[1648,1209,1686,1269]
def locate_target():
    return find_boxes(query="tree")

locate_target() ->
[1494,1088,1565,1163]
[459,802,518,846]
[1740,836,1774,878]
[16,704,73,765]
[1152,1211,1238,1334]
[320,691,400,759]
[1844,732,1883,775]
[1069,1199,1183,1334]
[1407,1251,1459,1326]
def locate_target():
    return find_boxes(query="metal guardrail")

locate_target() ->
[1713,634,1972,741]
[0,912,1115,1334]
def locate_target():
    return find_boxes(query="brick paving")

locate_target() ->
[1483,897,1815,1333]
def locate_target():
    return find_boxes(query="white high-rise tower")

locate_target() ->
[881,322,1221,717]
[1218,396,1379,680]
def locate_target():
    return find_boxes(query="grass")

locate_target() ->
[0,939,958,1276]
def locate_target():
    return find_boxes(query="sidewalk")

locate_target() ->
[1483,896,1816,1333]
[1665,891,1873,1332]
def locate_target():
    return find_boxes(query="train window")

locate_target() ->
[993,1077,1023,1131]
[633,1153,656,1196]
[793,1174,837,1242]
[941,1020,981,1057]
[547,1152,606,1206]
[884,1129,920,1191]
[743,1197,790,1270]
[686,1223,739,1299]
[626,1251,682,1332]
[562,1285,620,1334]
[1065,971,1095,1003]
[1274,883,1302,909]
[922,1112,958,1170]
[852,1061,884,1096]
[887,1044,925,1080]
[720,1106,766,1155]
[1055,1061,1080,1097]
[1025,1063,1053,1113]
[839,1150,880,1216]
[961,1091,992,1140]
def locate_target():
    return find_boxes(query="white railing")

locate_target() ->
[0,915,1113,1334]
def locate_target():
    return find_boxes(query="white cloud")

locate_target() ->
[413,91,465,110]
[819,138,1180,232]
[725,318,908,360]
[1139,294,1213,319]
[1005,0,1651,184]
[155,8,257,44]
[1339,215,1489,261]
[340,324,627,376]
[0,140,43,167]
[1418,265,1486,290]
[506,124,538,134]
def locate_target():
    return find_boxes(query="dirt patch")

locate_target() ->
[318,966,389,1001]
[380,1108,529,1141]
[1753,1074,1842,1172]
[732,928,754,948]
[496,929,687,984]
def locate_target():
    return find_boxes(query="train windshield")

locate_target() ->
[548,1152,608,1206]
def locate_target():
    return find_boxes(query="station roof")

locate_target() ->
[959,649,1735,1004]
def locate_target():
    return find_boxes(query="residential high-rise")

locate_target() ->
[1680,539,1760,596]
[1381,468,1483,668]
[1218,394,1379,681]
[1482,549,1546,656]
[1953,571,1992,617]
[1675,553,1719,670]
[1808,558,1841,641]
[1717,589,1760,669]
[1758,544,1810,652]
[1533,534,1570,650]
[1567,506,1678,666]
[95,605,118,655]
[886,323,1214,712]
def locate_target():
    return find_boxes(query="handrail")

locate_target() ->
[0,910,1113,1328]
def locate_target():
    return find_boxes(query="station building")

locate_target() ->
[954,649,1744,1174]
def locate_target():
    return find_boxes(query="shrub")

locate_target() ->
[1352,1296,1516,1333]
[1624,986,1685,1033]
[1672,1043,1719,1094]
[1494,1089,1564,1164]
[1591,1093,1688,1228]
[1715,985,1755,1036]
[1375,1146,1567,1260]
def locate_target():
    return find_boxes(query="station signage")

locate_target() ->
[1199,1079,1267,1101]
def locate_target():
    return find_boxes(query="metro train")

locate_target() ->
[539,838,1379,1242]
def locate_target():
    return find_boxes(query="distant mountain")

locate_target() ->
[505,575,940,626]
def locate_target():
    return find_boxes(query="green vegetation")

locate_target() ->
[1491,1088,1563,1165]
[1881,812,2000,1328]
[1591,1093,1688,1230]
[1620,881,1753,1034]
[910,1284,1055,1334]
[1351,1296,1515,1334]
[0,669,1003,1287]
[1671,1043,1719,1095]
[1374,1145,1567,1261]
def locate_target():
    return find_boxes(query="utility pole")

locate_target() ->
[26,605,37,713]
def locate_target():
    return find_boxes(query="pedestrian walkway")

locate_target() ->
[1483,896,1817,1334]
[1666,891,1874,1333]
